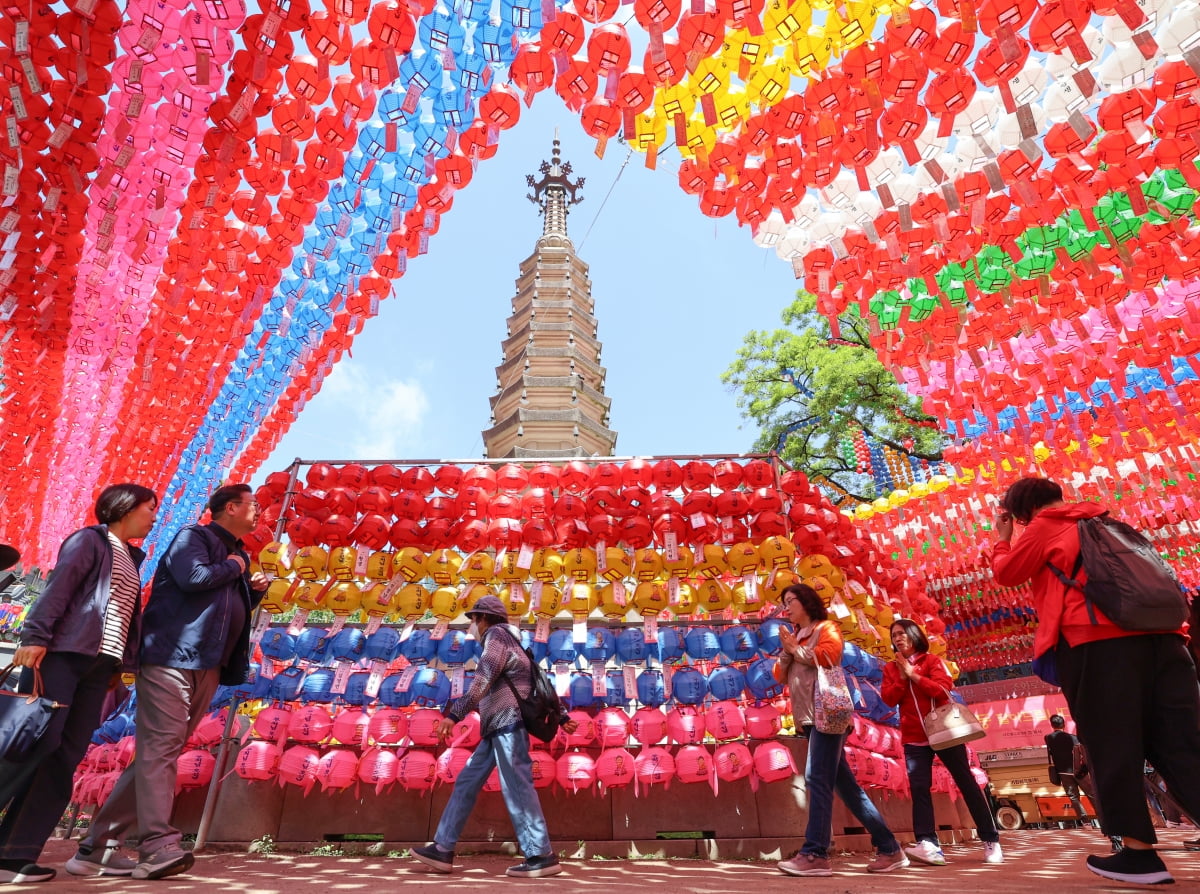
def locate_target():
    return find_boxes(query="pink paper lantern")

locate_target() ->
[115,736,136,768]
[595,707,630,747]
[80,744,100,771]
[634,746,676,789]
[235,742,282,782]
[859,722,883,754]
[595,747,636,789]
[288,706,334,744]
[565,710,597,746]
[396,750,438,791]
[848,714,867,748]
[530,749,557,789]
[556,751,597,792]
[674,744,713,785]
[72,772,99,805]
[843,745,864,776]
[331,709,371,748]
[407,708,443,746]
[278,746,322,794]
[752,741,795,783]
[91,743,118,772]
[705,700,745,741]
[714,742,753,782]
[316,749,360,791]
[176,749,216,791]
[188,711,227,747]
[630,706,668,745]
[666,706,706,744]
[450,713,481,747]
[878,756,905,792]
[368,707,408,744]
[743,703,781,739]
[436,746,474,784]
[95,771,120,808]
[253,706,293,742]
[357,747,398,793]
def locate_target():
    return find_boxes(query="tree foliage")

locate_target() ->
[722,292,945,504]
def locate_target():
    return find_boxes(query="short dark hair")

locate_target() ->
[1050,714,1066,730]
[209,483,252,518]
[95,484,157,525]
[1001,477,1064,525]
[780,583,827,621]
[889,618,931,654]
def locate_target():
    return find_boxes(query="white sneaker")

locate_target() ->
[904,840,947,866]
[984,841,1004,865]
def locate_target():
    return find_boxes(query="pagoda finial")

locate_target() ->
[526,131,585,238]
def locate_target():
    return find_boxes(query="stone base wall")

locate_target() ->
[172,739,979,851]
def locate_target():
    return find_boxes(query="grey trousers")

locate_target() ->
[81,665,219,858]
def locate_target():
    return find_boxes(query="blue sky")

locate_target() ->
[253,93,802,481]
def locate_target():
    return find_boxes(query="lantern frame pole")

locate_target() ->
[194,459,302,852]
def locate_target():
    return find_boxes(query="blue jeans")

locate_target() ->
[433,727,551,858]
[802,727,901,858]
[903,743,999,844]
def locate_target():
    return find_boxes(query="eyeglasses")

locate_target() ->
[229,500,260,510]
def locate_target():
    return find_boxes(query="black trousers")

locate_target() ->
[904,742,999,844]
[1057,634,1200,844]
[0,652,117,861]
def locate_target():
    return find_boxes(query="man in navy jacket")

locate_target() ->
[69,484,267,881]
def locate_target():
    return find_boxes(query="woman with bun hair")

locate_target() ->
[881,617,1002,867]
[773,583,908,877]
[0,484,157,884]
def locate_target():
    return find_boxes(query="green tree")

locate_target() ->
[722,291,945,504]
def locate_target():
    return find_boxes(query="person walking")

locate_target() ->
[881,618,1003,867]
[1045,714,1089,823]
[993,475,1200,885]
[412,594,576,879]
[68,484,267,882]
[773,583,908,877]
[0,484,157,885]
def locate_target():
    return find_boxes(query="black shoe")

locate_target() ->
[506,854,563,878]
[1086,848,1174,885]
[0,860,56,884]
[1184,838,1200,852]
[412,844,455,873]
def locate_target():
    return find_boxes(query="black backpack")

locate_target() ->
[493,631,564,743]
[1047,513,1188,631]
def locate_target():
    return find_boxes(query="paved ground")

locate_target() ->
[30,828,1200,892]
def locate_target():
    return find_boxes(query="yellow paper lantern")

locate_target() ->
[292,546,328,582]
[395,582,430,619]
[259,542,291,577]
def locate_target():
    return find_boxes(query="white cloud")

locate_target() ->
[319,362,430,459]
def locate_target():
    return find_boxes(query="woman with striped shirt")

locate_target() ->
[0,483,157,885]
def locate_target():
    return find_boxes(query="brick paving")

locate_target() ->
[31,827,1200,892]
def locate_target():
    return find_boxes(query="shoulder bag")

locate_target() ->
[0,664,67,762]
[910,677,985,751]
[811,626,854,735]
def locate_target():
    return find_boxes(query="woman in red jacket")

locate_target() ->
[882,618,1002,867]
[993,476,1200,886]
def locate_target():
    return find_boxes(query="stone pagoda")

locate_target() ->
[482,136,618,459]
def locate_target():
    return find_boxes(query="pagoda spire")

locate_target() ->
[482,134,616,459]
[526,129,585,241]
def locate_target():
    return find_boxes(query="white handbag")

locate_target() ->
[911,681,985,751]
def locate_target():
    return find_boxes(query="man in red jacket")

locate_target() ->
[992,476,1200,886]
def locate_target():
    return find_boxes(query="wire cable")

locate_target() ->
[578,148,633,251]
